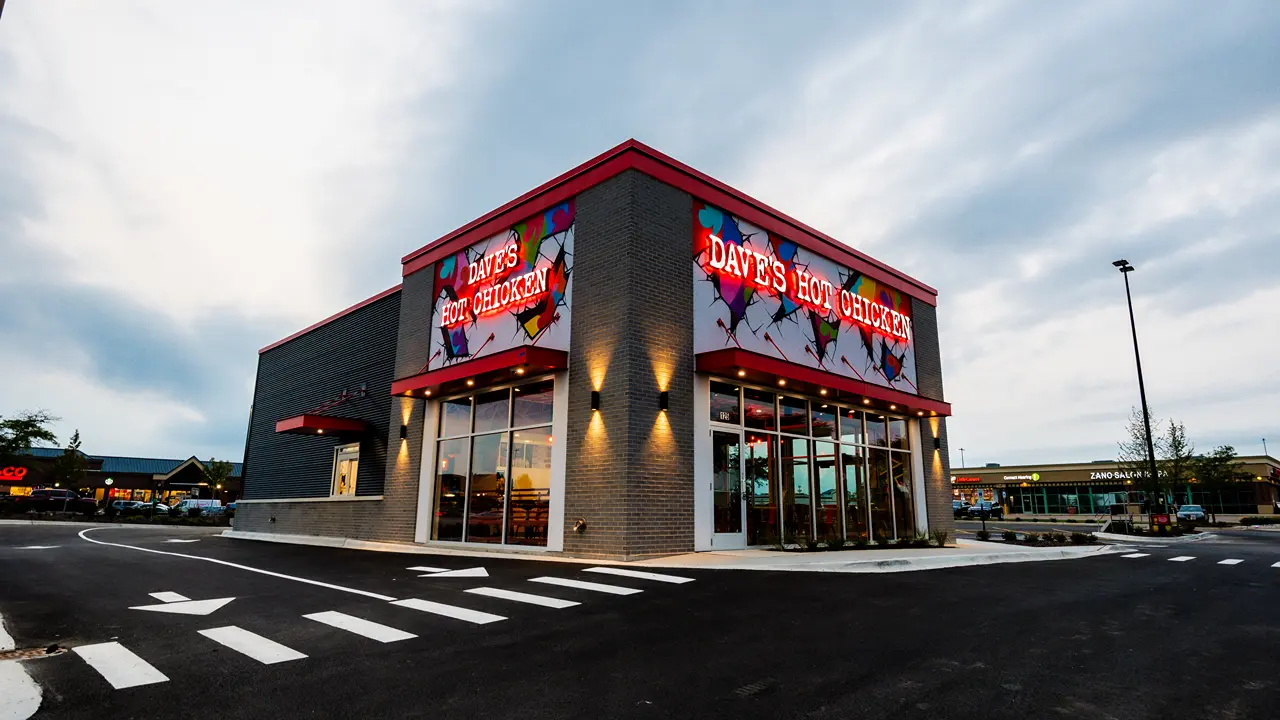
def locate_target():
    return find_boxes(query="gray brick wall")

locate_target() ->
[919,417,955,540]
[911,298,945,403]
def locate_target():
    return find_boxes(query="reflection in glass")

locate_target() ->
[512,380,554,428]
[433,438,469,541]
[743,389,776,431]
[466,432,508,543]
[841,445,868,541]
[868,448,894,541]
[473,390,511,434]
[866,414,888,447]
[779,396,808,435]
[507,427,552,546]
[811,404,836,439]
[839,409,864,444]
[814,441,839,541]
[744,434,778,545]
[780,437,812,544]
[891,452,916,539]
[712,431,742,534]
[440,398,472,438]
[710,382,741,425]
[889,418,909,450]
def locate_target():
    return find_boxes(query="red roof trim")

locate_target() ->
[696,348,951,417]
[260,284,402,354]
[400,139,937,303]
[390,346,568,397]
[274,415,371,435]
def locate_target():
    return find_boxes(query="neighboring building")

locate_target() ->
[951,457,1280,516]
[0,448,243,505]
[237,140,952,559]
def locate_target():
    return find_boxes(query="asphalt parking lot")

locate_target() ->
[2,522,1279,719]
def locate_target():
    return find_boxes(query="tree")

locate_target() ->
[1117,405,1163,512]
[1157,420,1196,510]
[1195,445,1250,523]
[202,458,234,500]
[50,429,89,491]
[0,410,59,462]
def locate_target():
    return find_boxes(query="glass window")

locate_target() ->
[710,382,741,425]
[811,403,836,438]
[331,444,359,497]
[814,441,839,542]
[779,396,808,435]
[891,452,916,538]
[507,427,552,546]
[888,418,909,450]
[839,409,864,444]
[712,431,743,534]
[743,389,777,431]
[744,433,778,546]
[780,437,812,544]
[868,448,894,541]
[466,432,508,543]
[433,438,468,541]
[473,389,510,434]
[512,380,554,428]
[866,414,888,447]
[841,445,868,541]
[440,398,471,437]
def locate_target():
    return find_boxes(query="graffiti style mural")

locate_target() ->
[427,200,574,371]
[692,201,918,392]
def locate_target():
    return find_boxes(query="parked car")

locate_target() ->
[11,489,97,516]
[173,498,223,516]
[952,500,971,518]
[1176,504,1206,522]
[967,501,1004,520]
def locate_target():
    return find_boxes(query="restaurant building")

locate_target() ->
[236,140,953,559]
[1,448,243,504]
[951,457,1280,516]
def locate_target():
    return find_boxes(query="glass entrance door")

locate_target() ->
[711,429,746,548]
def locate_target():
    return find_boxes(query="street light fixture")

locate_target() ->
[1114,259,1160,512]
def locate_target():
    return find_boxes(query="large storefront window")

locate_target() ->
[432,378,554,547]
[708,381,919,545]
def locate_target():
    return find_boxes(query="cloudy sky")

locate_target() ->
[1,0,1277,467]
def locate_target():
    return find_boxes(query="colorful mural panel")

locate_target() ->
[427,201,574,371]
[692,201,918,392]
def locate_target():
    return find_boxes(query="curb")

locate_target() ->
[1092,531,1216,544]
[0,610,43,720]
[638,544,1117,573]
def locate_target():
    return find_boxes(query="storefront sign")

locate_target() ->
[951,476,982,484]
[693,201,918,392]
[428,201,575,371]
[0,466,29,482]
[1090,470,1167,480]
[1002,473,1041,481]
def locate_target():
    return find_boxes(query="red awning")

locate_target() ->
[391,346,568,398]
[274,415,370,436]
[696,348,951,417]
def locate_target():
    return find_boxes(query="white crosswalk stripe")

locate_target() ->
[148,591,190,602]
[391,598,506,624]
[583,567,695,584]
[72,641,169,689]
[1168,556,1196,562]
[466,587,581,608]
[1218,559,1244,565]
[529,576,643,595]
[198,626,308,664]
[303,611,417,643]
[1272,562,1280,568]
[1121,553,1150,558]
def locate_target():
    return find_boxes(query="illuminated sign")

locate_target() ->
[1090,470,1166,480]
[1002,473,1040,481]
[951,476,982,484]
[0,466,29,482]
[705,234,912,342]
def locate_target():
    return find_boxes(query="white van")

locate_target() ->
[173,498,223,515]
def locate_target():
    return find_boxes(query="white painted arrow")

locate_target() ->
[406,566,449,573]
[164,539,201,543]
[418,567,488,578]
[129,597,235,615]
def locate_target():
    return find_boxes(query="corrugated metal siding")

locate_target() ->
[242,290,401,499]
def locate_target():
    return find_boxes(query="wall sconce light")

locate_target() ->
[591,390,601,411]
[933,436,941,450]
[400,424,408,440]
[659,391,669,411]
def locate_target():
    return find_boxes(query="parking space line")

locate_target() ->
[1168,556,1196,562]
[391,598,506,625]
[198,626,308,664]
[1121,553,1150,558]
[529,577,643,595]
[1218,559,1244,565]
[303,611,417,643]
[72,642,169,689]
[583,567,695,584]
[465,587,581,609]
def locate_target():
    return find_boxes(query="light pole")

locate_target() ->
[1264,438,1269,457]
[1113,259,1161,516]
[960,448,966,467]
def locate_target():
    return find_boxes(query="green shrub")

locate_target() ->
[1048,532,1067,544]
[1023,532,1040,544]
[804,537,822,552]
[929,528,950,547]
[853,538,870,549]
[912,537,931,548]
[1066,518,1079,523]
[827,535,847,550]
[1001,530,1017,541]
[1239,516,1280,525]
[976,530,991,541]
[1070,532,1093,545]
